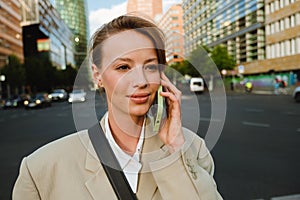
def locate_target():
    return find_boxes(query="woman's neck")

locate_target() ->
[108,112,144,156]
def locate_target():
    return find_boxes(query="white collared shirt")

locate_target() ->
[104,114,145,193]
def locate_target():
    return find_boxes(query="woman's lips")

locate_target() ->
[129,93,150,104]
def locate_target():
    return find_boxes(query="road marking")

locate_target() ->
[10,114,18,119]
[271,194,300,200]
[56,113,68,117]
[182,95,193,100]
[242,121,270,128]
[245,108,264,112]
[283,111,299,116]
[200,117,223,122]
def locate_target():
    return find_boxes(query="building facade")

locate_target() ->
[0,0,24,68]
[243,0,300,74]
[158,4,184,64]
[127,0,163,20]
[183,0,265,65]
[53,0,89,68]
[21,0,75,70]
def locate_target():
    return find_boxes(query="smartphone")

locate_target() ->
[153,85,164,133]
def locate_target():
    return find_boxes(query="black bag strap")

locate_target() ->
[88,123,138,200]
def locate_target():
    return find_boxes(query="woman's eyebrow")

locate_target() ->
[112,57,158,64]
[144,58,158,63]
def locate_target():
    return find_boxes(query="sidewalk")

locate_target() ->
[228,85,296,96]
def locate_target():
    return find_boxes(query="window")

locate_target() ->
[285,17,290,29]
[280,41,285,56]
[275,21,279,32]
[266,45,271,58]
[291,15,295,27]
[280,19,285,31]
[271,44,275,58]
[285,40,291,55]
[271,23,275,34]
[266,24,270,35]
[275,0,279,10]
[291,38,296,54]
[296,13,300,25]
[285,0,289,6]
[276,43,280,57]
[271,2,275,13]
[280,0,284,8]
[297,37,300,54]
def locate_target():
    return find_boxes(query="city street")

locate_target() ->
[0,92,299,200]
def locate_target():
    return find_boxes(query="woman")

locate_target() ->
[13,15,223,200]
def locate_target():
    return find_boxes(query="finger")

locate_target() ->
[160,91,181,106]
[160,80,182,99]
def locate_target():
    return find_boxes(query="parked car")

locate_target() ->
[68,89,86,103]
[3,94,31,109]
[292,86,300,102]
[48,89,68,101]
[24,93,52,109]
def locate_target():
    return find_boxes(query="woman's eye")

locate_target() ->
[145,64,159,71]
[116,65,130,70]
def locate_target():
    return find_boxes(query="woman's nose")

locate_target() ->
[132,66,148,88]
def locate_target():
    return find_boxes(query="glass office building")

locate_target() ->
[183,0,265,64]
[20,0,75,70]
[53,0,89,68]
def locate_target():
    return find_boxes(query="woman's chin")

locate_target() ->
[129,105,150,117]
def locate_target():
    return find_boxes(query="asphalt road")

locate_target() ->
[0,92,299,200]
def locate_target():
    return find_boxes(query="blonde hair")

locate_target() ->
[89,15,166,69]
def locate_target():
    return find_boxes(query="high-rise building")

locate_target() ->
[20,0,75,70]
[127,0,163,20]
[0,0,24,68]
[183,0,265,65]
[158,4,184,64]
[53,0,89,68]
[242,0,300,75]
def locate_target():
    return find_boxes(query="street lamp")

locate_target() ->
[0,74,5,100]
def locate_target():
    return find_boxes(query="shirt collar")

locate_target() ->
[104,113,145,169]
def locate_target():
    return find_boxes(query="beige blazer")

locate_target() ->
[13,116,223,200]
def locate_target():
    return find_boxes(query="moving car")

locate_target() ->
[292,86,300,102]
[68,89,86,103]
[190,77,204,93]
[48,89,68,101]
[24,93,52,109]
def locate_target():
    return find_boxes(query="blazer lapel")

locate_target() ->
[84,116,118,200]
[137,117,169,199]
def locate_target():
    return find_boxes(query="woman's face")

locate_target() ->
[93,30,161,118]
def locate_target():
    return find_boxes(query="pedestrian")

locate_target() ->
[13,15,222,200]
[274,78,280,95]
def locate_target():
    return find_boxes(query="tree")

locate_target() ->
[1,55,25,95]
[210,45,235,71]
[24,56,56,93]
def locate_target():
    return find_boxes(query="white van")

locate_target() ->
[190,77,204,93]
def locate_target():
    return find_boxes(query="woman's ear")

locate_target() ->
[92,64,103,87]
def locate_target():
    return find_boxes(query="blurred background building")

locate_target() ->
[183,0,265,64]
[20,0,75,70]
[243,0,300,75]
[127,0,162,20]
[158,4,184,65]
[182,0,300,87]
[0,0,24,68]
[52,0,89,68]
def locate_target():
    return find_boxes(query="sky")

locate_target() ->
[87,0,181,37]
